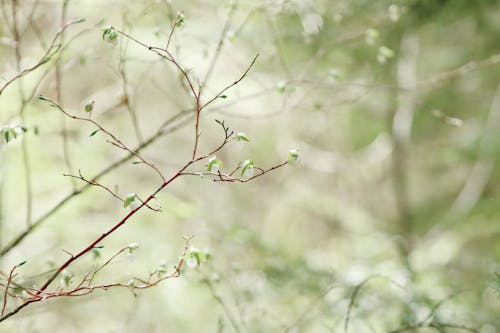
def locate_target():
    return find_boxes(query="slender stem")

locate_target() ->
[200,54,259,111]
[45,99,166,182]
[0,17,82,95]
[200,1,238,90]
[55,0,76,189]
[1,263,22,316]
[0,109,193,257]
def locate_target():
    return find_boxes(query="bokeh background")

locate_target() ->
[0,0,499,332]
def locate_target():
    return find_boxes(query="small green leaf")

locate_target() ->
[240,159,254,178]
[38,95,50,102]
[60,270,73,287]
[92,249,101,259]
[235,132,249,142]
[17,260,27,267]
[102,26,118,43]
[102,26,112,39]
[90,129,99,137]
[175,12,185,27]
[288,149,300,166]
[207,156,223,172]
[219,95,227,99]
[128,242,139,252]
[4,130,10,142]
[108,30,118,40]
[124,193,136,208]
[85,100,94,112]
[132,161,142,165]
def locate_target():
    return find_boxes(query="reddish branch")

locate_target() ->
[0,14,287,322]
[0,238,192,322]
[110,15,259,160]
[1,264,19,316]
[181,160,289,183]
[0,99,285,321]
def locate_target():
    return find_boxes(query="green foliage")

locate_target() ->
[240,159,254,178]
[0,125,27,144]
[235,132,249,142]
[207,156,222,172]
[123,193,137,208]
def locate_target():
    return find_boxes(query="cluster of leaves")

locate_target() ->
[0,125,35,145]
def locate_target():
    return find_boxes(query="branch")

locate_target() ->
[200,54,259,110]
[417,53,500,89]
[38,96,166,182]
[0,17,84,95]
[63,171,161,212]
[0,108,193,257]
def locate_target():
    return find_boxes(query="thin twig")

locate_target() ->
[200,54,259,110]
[200,1,238,90]
[0,108,193,257]
[0,17,83,95]
[55,0,76,189]
[39,97,166,182]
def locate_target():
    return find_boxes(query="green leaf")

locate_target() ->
[108,30,118,40]
[236,132,249,142]
[4,130,10,142]
[102,26,118,43]
[207,156,223,172]
[17,260,27,267]
[102,27,112,39]
[92,249,101,259]
[128,242,139,252]
[85,101,94,112]
[240,159,254,177]
[38,95,50,102]
[288,149,300,166]
[132,161,142,165]
[124,193,136,208]
[219,95,227,99]
[175,13,185,27]
[90,129,99,137]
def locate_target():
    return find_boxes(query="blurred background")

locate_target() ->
[0,0,499,332]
